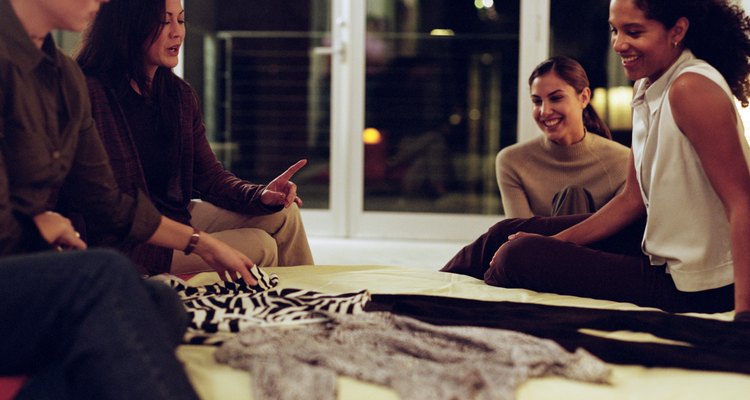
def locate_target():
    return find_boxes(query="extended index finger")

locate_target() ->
[277,159,307,181]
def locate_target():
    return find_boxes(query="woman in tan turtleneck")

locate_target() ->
[496,56,629,217]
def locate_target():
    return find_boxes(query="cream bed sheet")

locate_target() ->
[177,265,750,400]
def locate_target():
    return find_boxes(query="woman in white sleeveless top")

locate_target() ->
[443,0,750,321]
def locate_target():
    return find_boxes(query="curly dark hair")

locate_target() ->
[529,56,612,139]
[633,0,750,106]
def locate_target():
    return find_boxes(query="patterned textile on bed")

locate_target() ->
[215,311,611,400]
[155,266,371,345]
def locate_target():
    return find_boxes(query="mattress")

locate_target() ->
[178,264,750,399]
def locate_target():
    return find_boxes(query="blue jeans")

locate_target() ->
[0,249,199,400]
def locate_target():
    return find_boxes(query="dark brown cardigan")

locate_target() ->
[84,76,279,275]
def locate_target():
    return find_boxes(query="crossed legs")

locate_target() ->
[171,200,314,275]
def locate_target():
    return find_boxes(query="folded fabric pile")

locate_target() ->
[156,266,371,345]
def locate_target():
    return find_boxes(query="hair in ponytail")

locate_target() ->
[529,56,612,139]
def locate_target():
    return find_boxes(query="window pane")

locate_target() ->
[186,1,520,216]
[550,0,632,147]
[363,0,520,214]
[185,0,332,209]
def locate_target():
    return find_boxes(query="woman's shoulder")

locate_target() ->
[668,53,729,95]
[81,75,117,107]
[171,76,201,109]
[671,68,731,104]
[498,136,543,160]
[677,56,720,77]
[172,75,197,96]
[83,74,107,91]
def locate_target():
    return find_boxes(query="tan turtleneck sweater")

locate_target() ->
[496,133,630,218]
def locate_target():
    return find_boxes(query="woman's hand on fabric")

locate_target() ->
[489,231,547,269]
[261,159,307,208]
[32,211,87,250]
[507,231,544,242]
[192,233,258,285]
[148,217,257,285]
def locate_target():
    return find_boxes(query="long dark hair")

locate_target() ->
[76,0,181,135]
[632,0,750,106]
[529,56,612,139]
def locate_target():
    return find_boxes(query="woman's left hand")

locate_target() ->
[261,159,307,208]
[489,231,545,268]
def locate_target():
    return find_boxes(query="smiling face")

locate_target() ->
[144,0,184,79]
[609,0,687,83]
[530,71,590,146]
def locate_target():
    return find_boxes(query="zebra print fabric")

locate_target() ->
[159,266,371,345]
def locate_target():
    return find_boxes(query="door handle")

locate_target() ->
[312,16,347,60]
[312,44,346,58]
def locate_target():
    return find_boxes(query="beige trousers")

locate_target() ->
[170,200,314,274]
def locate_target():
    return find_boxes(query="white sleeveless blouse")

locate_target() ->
[631,50,750,291]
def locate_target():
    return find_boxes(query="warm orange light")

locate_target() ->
[362,127,383,145]
[591,86,633,131]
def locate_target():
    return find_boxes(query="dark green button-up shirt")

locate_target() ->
[0,0,161,255]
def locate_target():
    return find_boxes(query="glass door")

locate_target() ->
[352,0,528,240]
[185,0,547,241]
[186,0,343,235]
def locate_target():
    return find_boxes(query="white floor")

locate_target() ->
[307,236,467,271]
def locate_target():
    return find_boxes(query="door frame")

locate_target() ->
[303,0,551,241]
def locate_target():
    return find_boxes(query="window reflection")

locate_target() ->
[550,0,633,147]
[186,0,333,209]
[363,0,520,214]
[185,0,520,215]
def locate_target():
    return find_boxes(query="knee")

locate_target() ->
[286,202,302,215]
[238,230,279,267]
[256,233,279,266]
[62,250,148,313]
[142,280,188,346]
[486,217,534,241]
[277,203,302,225]
[483,236,540,287]
[256,204,303,235]
[76,249,140,285]
[86,251,187,345]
